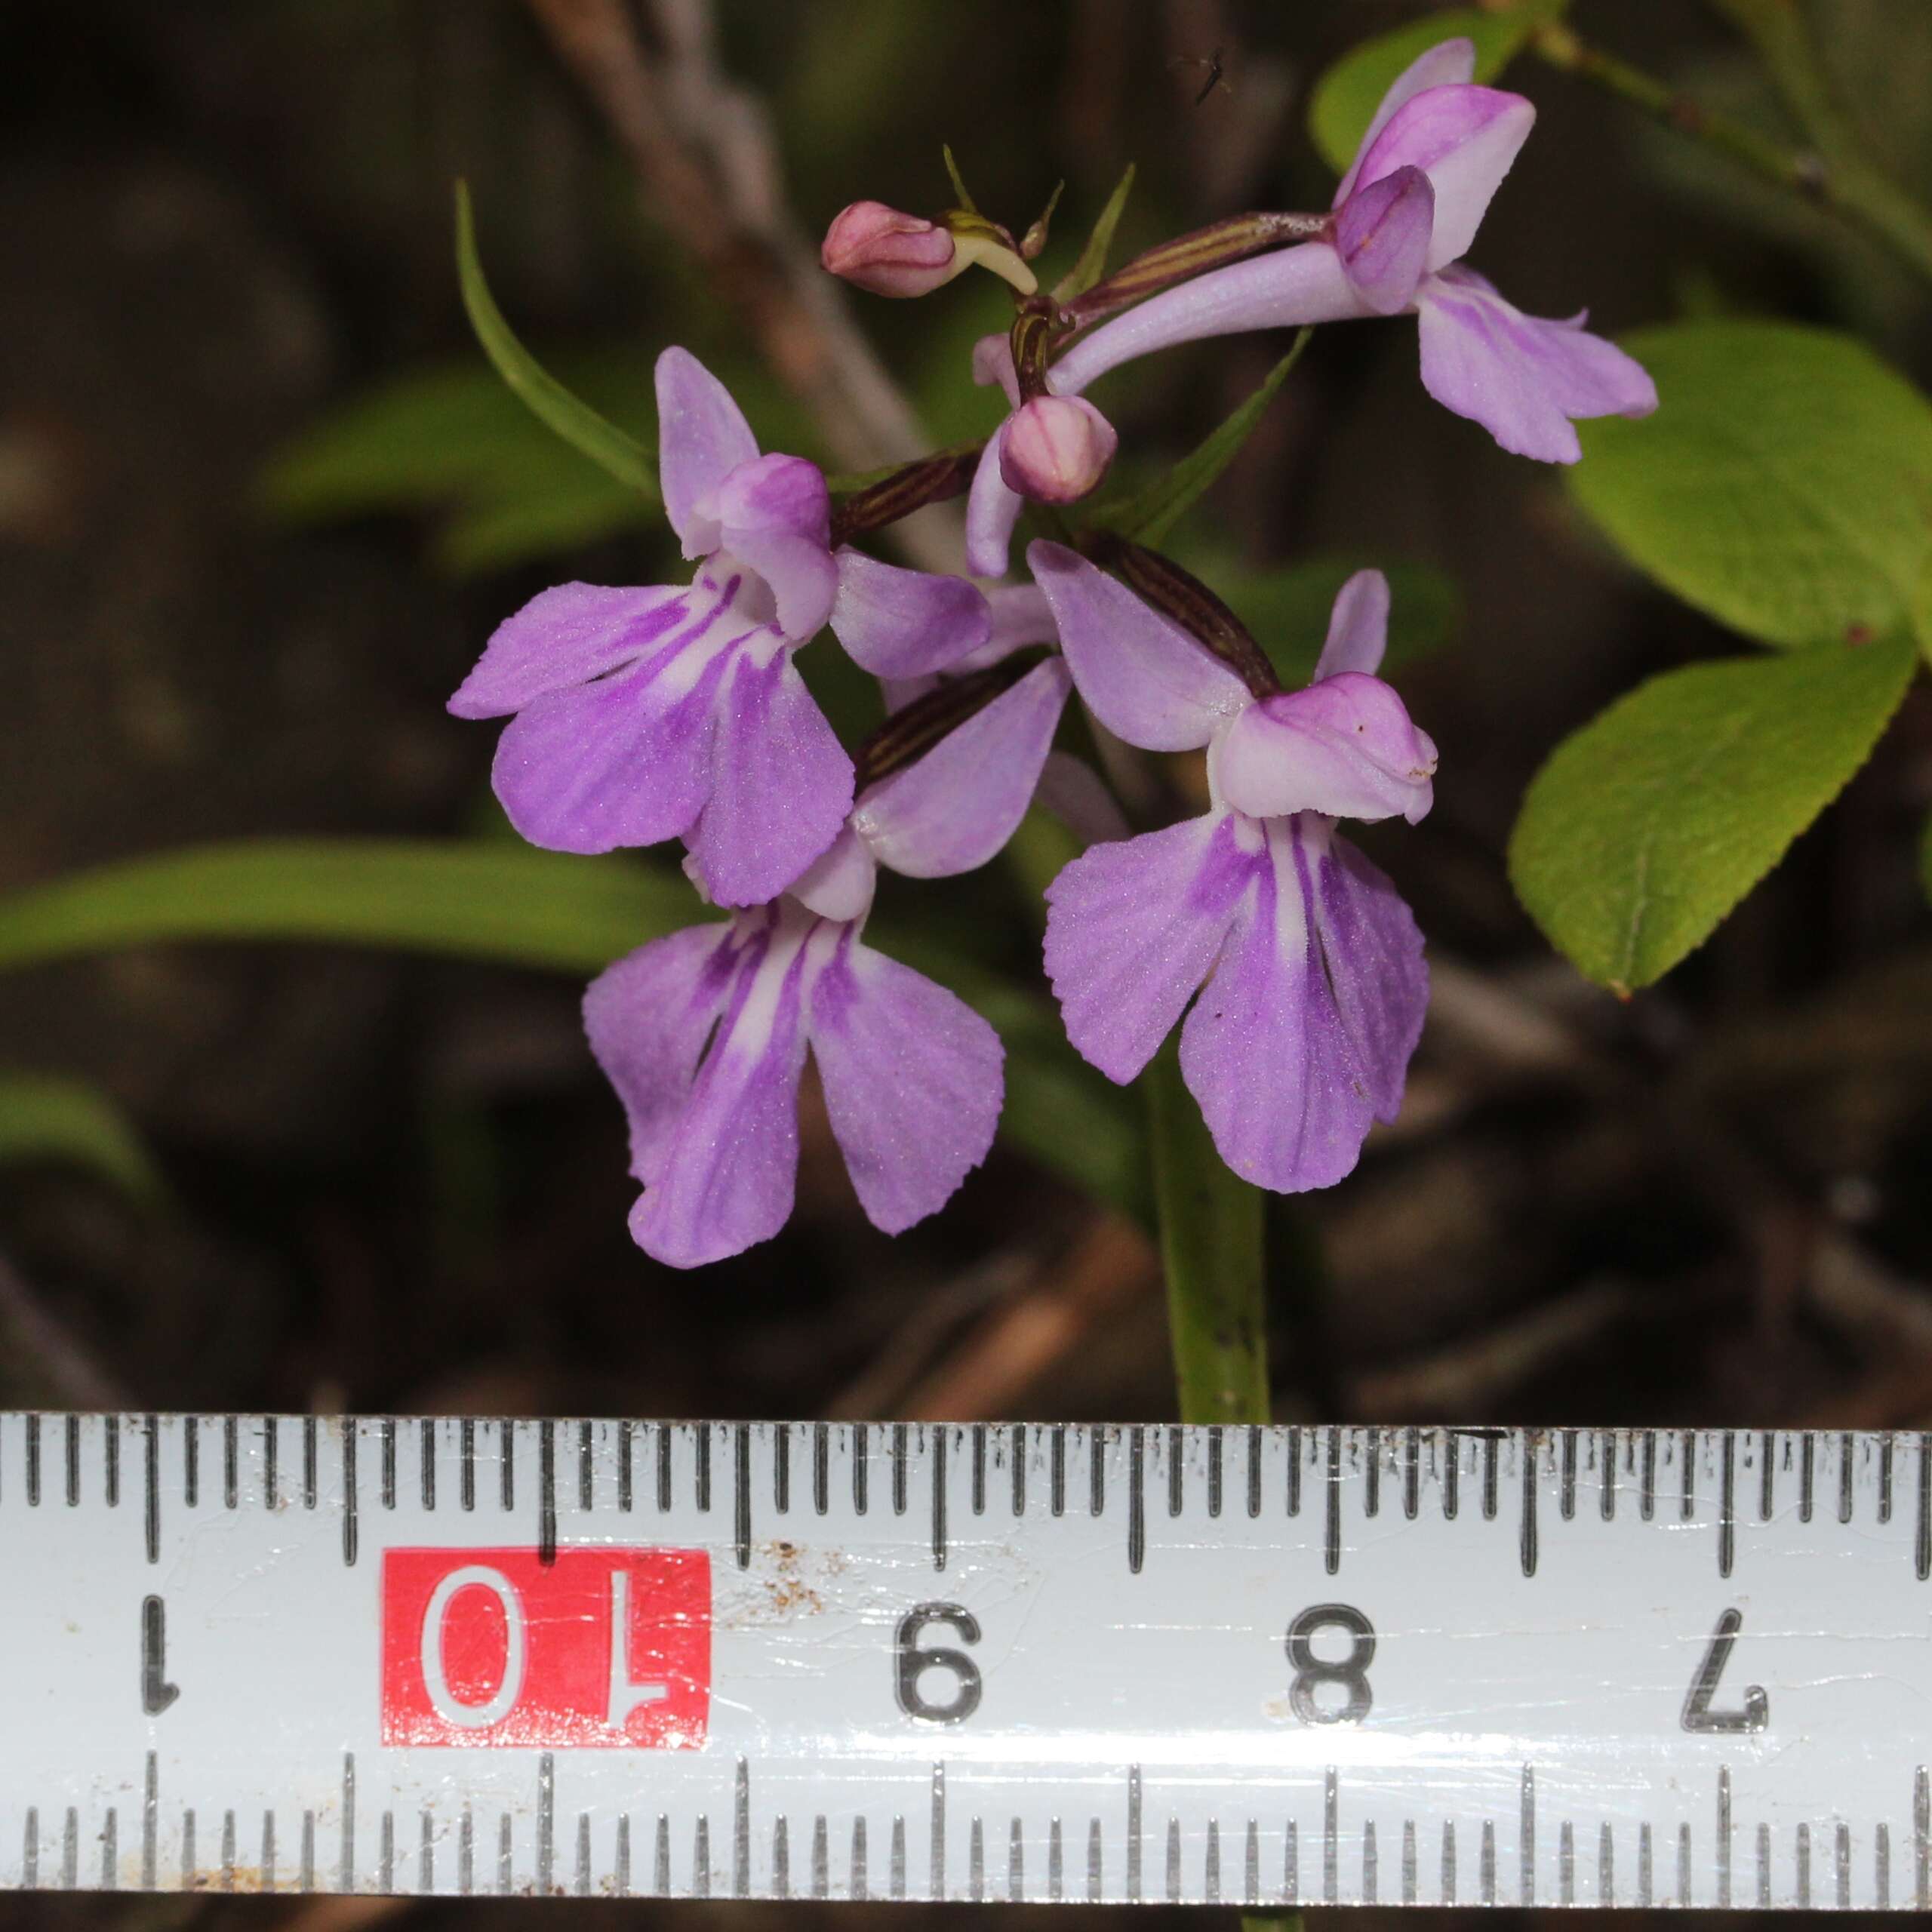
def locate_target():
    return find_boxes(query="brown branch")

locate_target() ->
[524,0,955,570]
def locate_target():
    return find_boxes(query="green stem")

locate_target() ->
[1530,21,1932,287]
[1145,1038,1269,1426]
[1706,0,1932,282]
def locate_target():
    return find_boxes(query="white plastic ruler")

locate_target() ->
[2,1415,1928,1907]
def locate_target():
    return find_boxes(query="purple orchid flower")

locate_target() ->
[584,651,1075,1268]
[1031,542,1432,1192]
[963,40,1655,574]
[450,347,992,906]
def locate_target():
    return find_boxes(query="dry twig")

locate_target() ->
[525,0,949,568]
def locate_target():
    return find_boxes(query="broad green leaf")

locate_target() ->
[1571,321,1932,653]
[0,840,692,977]
[0,1072,165,1204]
[1308,5,1564,174]
[1091,330,1312,546]
[454,182,657,497]
[1509,635,1917,992]
[1054,163,1137,302]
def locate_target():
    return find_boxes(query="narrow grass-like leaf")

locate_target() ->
[0,839,1137,1217]
[0,839,692,977]
[1091,329,1312,546]
[1054,163,1137,301]
[455,181,657,497]
[1509,635,1917,992]
[0,1072,165,1204]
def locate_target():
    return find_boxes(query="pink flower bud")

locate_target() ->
[820,201,958,297]
[998,396,1118,504]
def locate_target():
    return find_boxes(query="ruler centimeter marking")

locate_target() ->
[2,1417,1927,1906]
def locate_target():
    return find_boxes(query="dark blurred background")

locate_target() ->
[1,0,1930,1921]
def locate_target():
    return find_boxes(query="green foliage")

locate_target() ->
[1509,635,1917,992]
[0,1072,165,1204]
[1307,4,1564,174]
[1090,331,1312,546]
[454,182,658,498]
[1571,321,1932,654]
[260,357,657,575]
[0,838,1134,1218]
[949,969,1146,1226]
[1055,163,1137,301]
[0,839,694,978]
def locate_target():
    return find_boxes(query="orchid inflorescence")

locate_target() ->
[451,40,1655,1269]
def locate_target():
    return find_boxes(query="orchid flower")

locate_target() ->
[963,39,1656,574]
[450,347,992,906]
[1032,543,1432,1191]
[585,651,1075,1268]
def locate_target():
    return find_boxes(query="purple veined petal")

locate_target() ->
[805,927,1003,1235]
[972,331,1022,408]
[1353,85,1536,272]
[1334,35,1478,205]
[965,424,1026,578]
[1306,818,1428,1122]
[583,920,740,1189]
[1042,811,1261,1084]
[1048,243,1364,395]
[656,347,761,559]
[488,595,746,854]
[790,824,877,924]
[1334,165,1434,316]
[854,657,1072,878]
[1209,671,1437,826]
[830,548,992,678]
[1178,814,1383,1192]
[448,581,689,718]
[629,911,813,1268]
[682,635,855,905]
[1028,540,1251,751]
[1414,265,1658,463]
[1312,568,1392,681]
[1035,749,1131,846]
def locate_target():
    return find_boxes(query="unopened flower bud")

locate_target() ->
[821,201,958,297]
[998,395,1118,503]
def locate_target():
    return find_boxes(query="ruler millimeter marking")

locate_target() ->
[2,1418,1928,1906]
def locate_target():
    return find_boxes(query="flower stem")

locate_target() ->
[1146,1037,1269,1426]
[1529,21,1932,287]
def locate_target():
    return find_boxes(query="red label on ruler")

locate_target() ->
[380,1547,711,1747]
